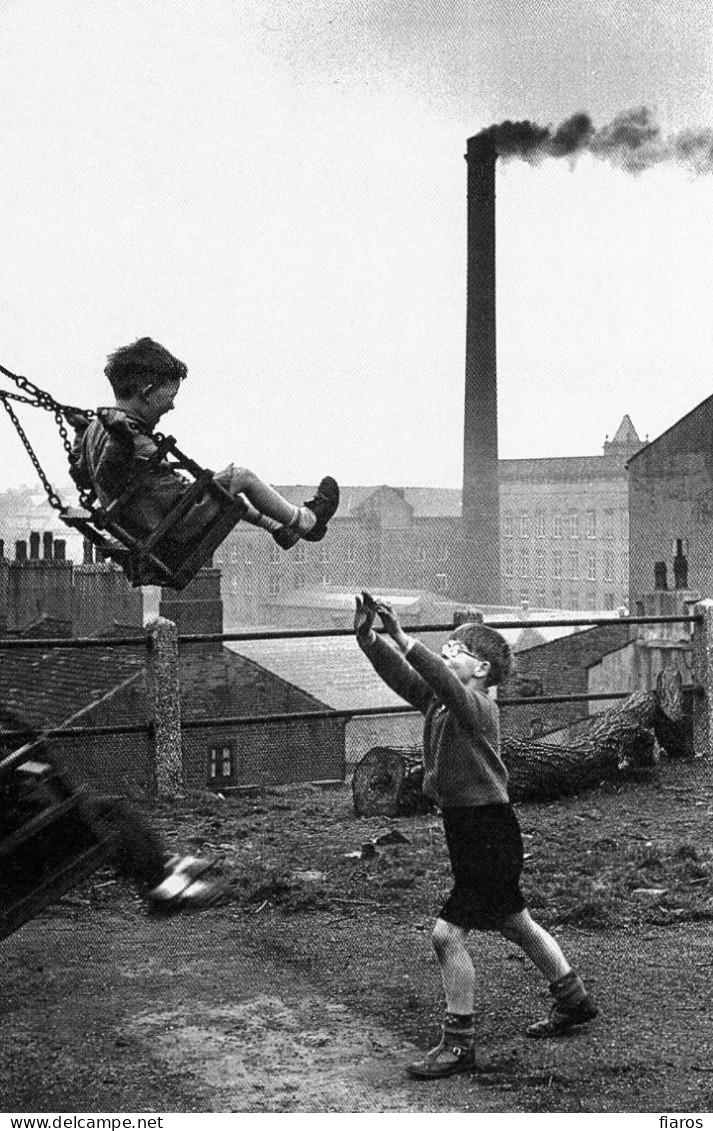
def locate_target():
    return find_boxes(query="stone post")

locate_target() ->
[145,615,183,795]
[691,599,713,759]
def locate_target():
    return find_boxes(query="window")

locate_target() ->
[244,568,254,596]
[569,552,579,580]
[440,545,449,562]
[268,573,281,597]
[586,511,596,539]
[553,514,562,539]
[535,587,546,606]
[535,549,545,580]
[319,543,330,565]
[604,592,615,610]
[504,547,515,578]
[553,550,562,579]
[587,552,596,581]
[417,545,427,563]
[244,540,254,566]
[268,542,280,565]
[552,586,563,609]
[604,552,615,582]
[520,512,529,538]
[208,745,234,781]
[345,543,356,565]
[231,544,240,564]
[534,511,546,538]
[569,513,579,539]
[294,542,306,564]
[293,567,306,590]
[435,573,448,591]
[604,509,615,539]
[519,547,529,578]
[503,513,514,538]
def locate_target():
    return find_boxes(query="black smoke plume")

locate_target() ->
[475,107,713,173]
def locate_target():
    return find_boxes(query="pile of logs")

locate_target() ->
[352,671,694,817]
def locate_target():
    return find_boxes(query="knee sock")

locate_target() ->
[287,505,316,534]
[551,969,588,1007]
[242,502,283,534]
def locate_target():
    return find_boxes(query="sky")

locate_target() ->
[0,0,712,495]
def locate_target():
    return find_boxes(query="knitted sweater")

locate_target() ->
[359,634,509,808]
[72,410,224,544]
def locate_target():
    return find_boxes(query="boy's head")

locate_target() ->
[449,622,513,687]
[104,338,187,400]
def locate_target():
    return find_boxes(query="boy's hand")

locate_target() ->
[354,592,377,644]
[375,600,412,653]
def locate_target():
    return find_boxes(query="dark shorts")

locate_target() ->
[439,803,526,931]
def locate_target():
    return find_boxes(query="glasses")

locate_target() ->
[441,639,478,661]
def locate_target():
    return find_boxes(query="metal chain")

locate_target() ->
[0,363,97,513]
[0,397,65,511]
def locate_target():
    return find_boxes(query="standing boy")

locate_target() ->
[354,593,597,1079]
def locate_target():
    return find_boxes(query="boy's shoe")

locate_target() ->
[148,855,220,914]
[302,476,340,541]
[406,1020,476,1079]
[526,971,598,1038]
[271,478,340,549]
[271,525,301,550]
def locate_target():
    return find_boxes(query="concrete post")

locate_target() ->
[145,615,183,795]
[691,599,713,758]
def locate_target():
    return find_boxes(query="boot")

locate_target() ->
[526,970,598,1038]
[406,1014,476,1079]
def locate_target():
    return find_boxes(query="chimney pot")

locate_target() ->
[54,540,66,561]
[654,562,668,590]
[43,531,54,560]
[29,531,40,559]
[16,540,27,561]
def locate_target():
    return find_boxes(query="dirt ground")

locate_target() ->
[2,755,713,1114]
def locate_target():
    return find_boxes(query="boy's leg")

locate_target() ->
[217,467,339,545]
[499,909,598,1037]
[83,796,219,911]
[407,918,477,1079]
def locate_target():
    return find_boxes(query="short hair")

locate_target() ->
[104,338,187,398]
[451,622,514,687]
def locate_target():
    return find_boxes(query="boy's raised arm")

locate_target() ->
[354,594,433,715]
[375,600,483,730]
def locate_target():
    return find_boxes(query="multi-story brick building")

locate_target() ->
[628,392,713,607]
[215,416,642,626]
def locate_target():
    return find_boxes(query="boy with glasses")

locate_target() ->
[354,593,597,1079]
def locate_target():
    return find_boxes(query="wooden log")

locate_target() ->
[352,682,691,815]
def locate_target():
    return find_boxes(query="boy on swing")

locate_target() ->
[354,592,597,1079]
[72,337,339,554]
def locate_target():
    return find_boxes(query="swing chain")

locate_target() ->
[0,397,65,512]
[0,364,95,513]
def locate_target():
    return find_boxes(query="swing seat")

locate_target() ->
[0,747,117,941]
[63,432,248,590]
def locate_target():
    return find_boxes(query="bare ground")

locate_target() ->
[2,756,713,1114]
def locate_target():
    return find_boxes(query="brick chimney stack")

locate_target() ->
[461,133,501,604]
[159,566,224,651]
[6,531,73,633]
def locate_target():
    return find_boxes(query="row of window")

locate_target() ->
[227,542,451,567]
[503,510,620,540]
[501,586,620,611]
[503,548,621,582]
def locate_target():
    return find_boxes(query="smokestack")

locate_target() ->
[43,531,53,560]
[461,133,500,604]
[29,531,40,560]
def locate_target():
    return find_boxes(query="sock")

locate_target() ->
[243,502,282,534]
[288,505,316,534]
[551,969,587,1008]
